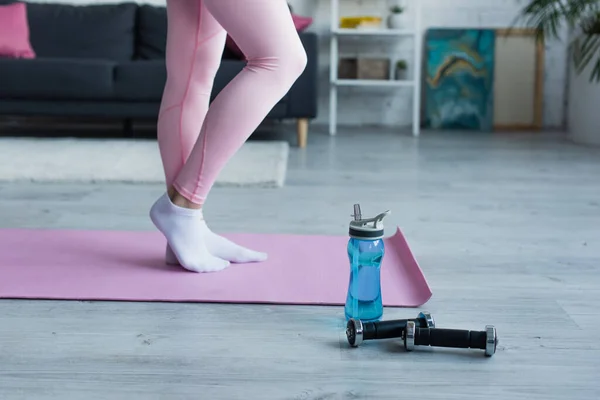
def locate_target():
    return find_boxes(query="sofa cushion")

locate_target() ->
[136,5,167,60]
[0,58,115,100]
[23,2,137,61]
[114,61,166,101]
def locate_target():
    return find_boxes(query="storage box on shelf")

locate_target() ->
[338,58,391,80]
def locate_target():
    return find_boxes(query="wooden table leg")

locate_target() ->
[297,118,308,148]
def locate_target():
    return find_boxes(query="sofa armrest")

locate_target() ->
[286,32,318,119]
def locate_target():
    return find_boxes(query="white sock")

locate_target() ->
[150,193,230,273]
[165,220,268,265]
[204,228,268,263]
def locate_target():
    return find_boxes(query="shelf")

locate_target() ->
[329,0,422,137]
[334,79,414,87]
[333,28,415,36]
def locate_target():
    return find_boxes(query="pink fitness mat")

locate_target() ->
[0,228,431,307]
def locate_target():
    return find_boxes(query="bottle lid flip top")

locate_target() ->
[349,204,390,239]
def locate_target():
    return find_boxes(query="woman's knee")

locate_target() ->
[250,42,307,83]
[284,43,307,79]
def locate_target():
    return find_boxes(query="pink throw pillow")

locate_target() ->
[0,2,36,59]
[226,13,313,60]
[292,14,313,31]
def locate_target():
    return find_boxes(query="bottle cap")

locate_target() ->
[349,204,390,239]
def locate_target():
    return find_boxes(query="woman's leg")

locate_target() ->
[157,0,225,188]
[151,0,306,272]
[152,0,230,272]
[171,0,307,203]
[157,0,269,267]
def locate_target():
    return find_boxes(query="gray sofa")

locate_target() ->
[0,2,318,147]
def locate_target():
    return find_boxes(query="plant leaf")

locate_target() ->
[572,34,600,81]
[515,0,600,81]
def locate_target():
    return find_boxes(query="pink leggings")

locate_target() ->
[157,0,307,204]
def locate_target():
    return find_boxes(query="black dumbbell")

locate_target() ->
[346,311,435,347]
[404,321,498,357]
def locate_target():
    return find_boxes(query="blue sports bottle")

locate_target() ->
[344,204,390,322]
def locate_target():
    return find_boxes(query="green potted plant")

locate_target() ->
[395,60,408,80]
[387,5,405,29]
[515,0,600,145]
[515,0,600,82]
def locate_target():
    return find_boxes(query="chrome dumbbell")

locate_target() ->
[346,311,435,347]
[404,321,498,357]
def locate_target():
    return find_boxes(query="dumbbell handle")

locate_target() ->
[346,312,434,347]
[363,318,428,341]
[404,322,497,357]
[415,328,486,349]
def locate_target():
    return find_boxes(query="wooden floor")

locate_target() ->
[1,127,599,399]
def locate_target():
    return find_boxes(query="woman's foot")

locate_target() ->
[204,228,268,263]
[163,187,267,265]
[150,191,230,273]
[165,226,268,265]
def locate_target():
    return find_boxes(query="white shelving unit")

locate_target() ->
[329,0,422,136]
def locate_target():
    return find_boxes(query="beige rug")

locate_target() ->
[0,137,289,187]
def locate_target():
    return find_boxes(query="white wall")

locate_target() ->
[567,50,600,145]
[40,0,569,129]
[291,0,569,129]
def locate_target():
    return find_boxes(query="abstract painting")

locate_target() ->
[424,28,496,131]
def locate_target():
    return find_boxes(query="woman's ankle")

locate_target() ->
[168,186,202,210]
